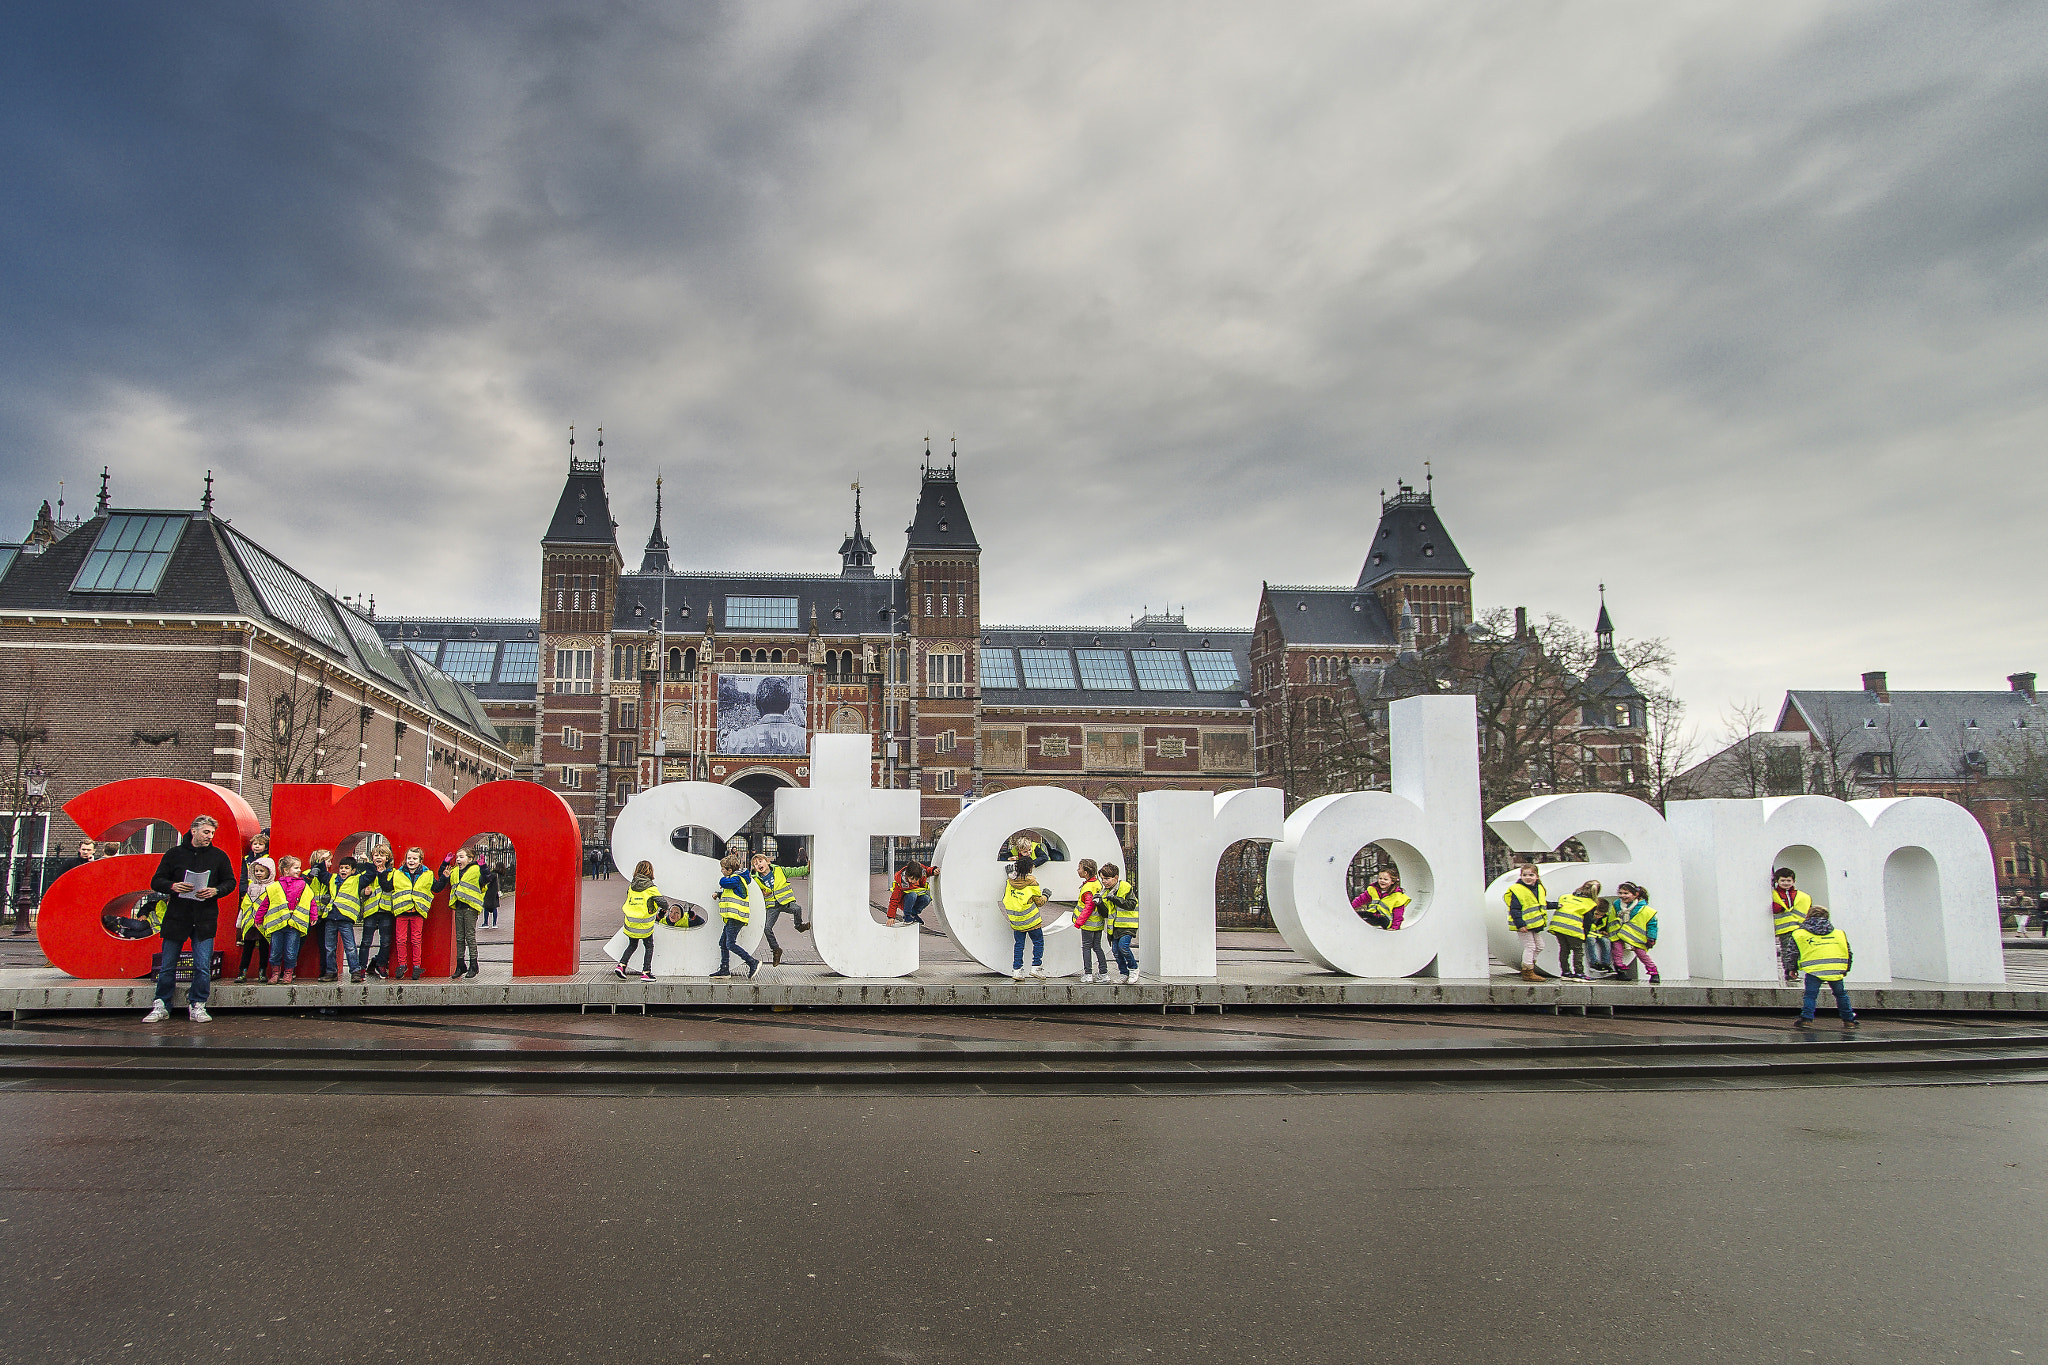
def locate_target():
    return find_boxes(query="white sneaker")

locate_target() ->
[188,1003,212,1023]
[1079,973,1092,984]
[143,1000,169,1023]
[1125,971,1140,984]
[1029,966,1047,979]
[1011,968,1027,981]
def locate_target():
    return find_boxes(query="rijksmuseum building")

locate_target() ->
[372,441,1485,855]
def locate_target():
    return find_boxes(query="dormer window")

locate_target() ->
[1422,543,1436,557]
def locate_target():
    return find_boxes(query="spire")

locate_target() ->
[838,479,876,576]
[544,425,620,549]
[1357,475,1469,589]
[639,473,672,574]
[1595,583,1614,650]
[905,445,978,554]
[96,467,110,514]
[201,470,215,515]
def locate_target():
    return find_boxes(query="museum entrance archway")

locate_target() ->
[726,770,803,865]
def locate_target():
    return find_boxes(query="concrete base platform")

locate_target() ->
[5,961,2044,1016]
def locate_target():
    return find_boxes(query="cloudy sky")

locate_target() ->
[3,1,2042,742]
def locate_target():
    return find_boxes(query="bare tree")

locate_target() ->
[1794,696,1871,800]
[1640,689,1696,809]
[253,657,334,804]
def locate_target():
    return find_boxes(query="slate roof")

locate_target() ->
[545,457,620,548]
[377,617,545,705]
[1781,686,2043,782]
[0,509,506,748]
[1357,485,1470,589]
[904,465,979,552]
[980,619,1253,711]
[613,572,906,636]
[1263,586,1398,648]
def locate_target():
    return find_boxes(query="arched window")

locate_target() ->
[770,649,783,664]
[840,650,855,677]
[683,648,697,676]
[739,648,753,663]
[667,646,682,679]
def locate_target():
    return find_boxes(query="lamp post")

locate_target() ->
[11,764,49,934]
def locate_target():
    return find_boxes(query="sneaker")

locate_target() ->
[1648,974,1661,985]
[1790,1016,1816,1028]
[641,971,656,981]
[709,971,734,979]
[143,1000,169,1023]
[1011,969,1027,981]
[188,1003,212,1023]
[1080,973,1093,984]
[350,971,365,983]
[745,960,760,979]
[615,964,630,979]
[1028,966,1047,979]
[410,966,423,981]
[1125,971,1140,984]
[1844,1017,1861,1029]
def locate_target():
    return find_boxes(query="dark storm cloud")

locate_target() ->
[1,1,2041,732]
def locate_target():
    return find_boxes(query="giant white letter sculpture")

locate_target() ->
[774,734,923,978]
[930,786,1123,977]
[1265,695,1487,978]
[1669,794,2002,984]
[608,781,766,976]
[1136,789,1284,978]
[1485,792,1690,982]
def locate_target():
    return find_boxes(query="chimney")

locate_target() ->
[2013,672,2039,702]
[1861,670,1889,702]
[1513,606,1528,639]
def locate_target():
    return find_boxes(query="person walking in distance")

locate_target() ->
[1790,904,1858,1028]
[478,855,501,929]
[143,815,239,1024]
[1100,864,1140,985]
[1503,863,1554,983]
[710,853,761,979]
[1351,868,1411,930]
[1004,856,1048,981]
[615,860,669,980]
[1772,869,1811,984]
[436,847,486,980]
[750,851,811,966]
[1550,880,1601,981]
[320,854,364,982]
[357,844,397,979]
[388,846,436,981]
[1608,882,1662,984]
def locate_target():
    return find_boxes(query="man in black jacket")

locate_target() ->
[143,816,239,1023]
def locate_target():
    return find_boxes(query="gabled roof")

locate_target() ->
[0,509,507,750]
[1357,484,1470,588]
[904,464,979,552]
[1262,586,1398,648]
[1781,687,2042,782]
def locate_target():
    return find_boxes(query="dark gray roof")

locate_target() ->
[904,466,979,552]
[1264,586,1398,648]
[1782,687,2043,782]
[614,571,906,635]
[544,458,620,548]
[980,620,1252,710]
[1582,648,1644,702]
[1357,485,1470,588]
[0,510,506,749]
[377,617,544,704]
[638,480,671,575]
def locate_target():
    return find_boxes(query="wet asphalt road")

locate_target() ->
[1,1083,2044,1363]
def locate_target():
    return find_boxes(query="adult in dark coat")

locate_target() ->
[144,816,239,1023]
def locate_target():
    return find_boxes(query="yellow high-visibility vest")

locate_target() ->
[1550,894,1597,940]
[1505,881,1549,932]
[1612,902,1657,949]
[238,883,284,936]
[716,879,752,925]
[1773,890,1812,936]
[390,865,435,917]
[1074,878,1103,929]
[359,869,393,918]
[1003,880,1045,931]
[1104,880,1139,932]
[329,874,363,923]
[1792,927,1851,982]
[621,884,663,938]
[271,882,313,937]
[448,863,485,914]
[755,866,797,909]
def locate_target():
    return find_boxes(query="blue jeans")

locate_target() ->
[900,891,931,924]
[1011,926,1044,969]
[718,918,757,974]
[1801,975,1854,1021]
[1111,930,1137,974]
[155,934,214,1006]
[269,928,304,973]
[321,917,360,976]
[1587,937,1612,969]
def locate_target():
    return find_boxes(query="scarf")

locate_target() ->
[1803,909,1834,935]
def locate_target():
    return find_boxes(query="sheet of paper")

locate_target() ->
[177,867,211,900]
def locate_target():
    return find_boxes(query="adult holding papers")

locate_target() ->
[142,815,239,1024]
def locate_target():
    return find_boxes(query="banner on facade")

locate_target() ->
[716,673,808,755]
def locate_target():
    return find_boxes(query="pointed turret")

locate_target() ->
[838,483,876,576]
[639,475,672,575]
[904,442,980,553]
[1356,478,1473,652]
[1581,587,1644,724]
[1595,584,1615,650]
[543,427,620,550]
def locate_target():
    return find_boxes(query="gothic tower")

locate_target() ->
[900,441,981,836]
[539,428,623,842]
[1356,477,1473,653]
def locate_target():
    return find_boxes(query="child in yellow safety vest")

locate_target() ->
[711,853,761,979]
[1351,869,1411,930]
[1504,863,1554,983]
[267,856,315,984]
[233,857,282,983]
[750,851,812,966]
[1546,879,1601,981]
[1004,857,1048,981]
[1771,869,1811,983]
[1070,859,1109,982]
[358,844,397,979]
[320,854,364,982]
[435,847,487,980]
[1789,905,1857,1028]
[1098,864,1139,985]
[1608,882,1661,984]
[615,859,672,980]
[388,846,436,981]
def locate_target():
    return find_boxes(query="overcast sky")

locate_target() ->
[3,1,2042,742]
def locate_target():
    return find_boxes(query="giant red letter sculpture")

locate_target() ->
[39,779,261,979]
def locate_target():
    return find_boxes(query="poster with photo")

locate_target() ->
[716,673,809,755]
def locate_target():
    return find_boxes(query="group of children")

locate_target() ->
[1501,864,1663,982]
[1001,853,1139,983]
[230,834,498,983]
